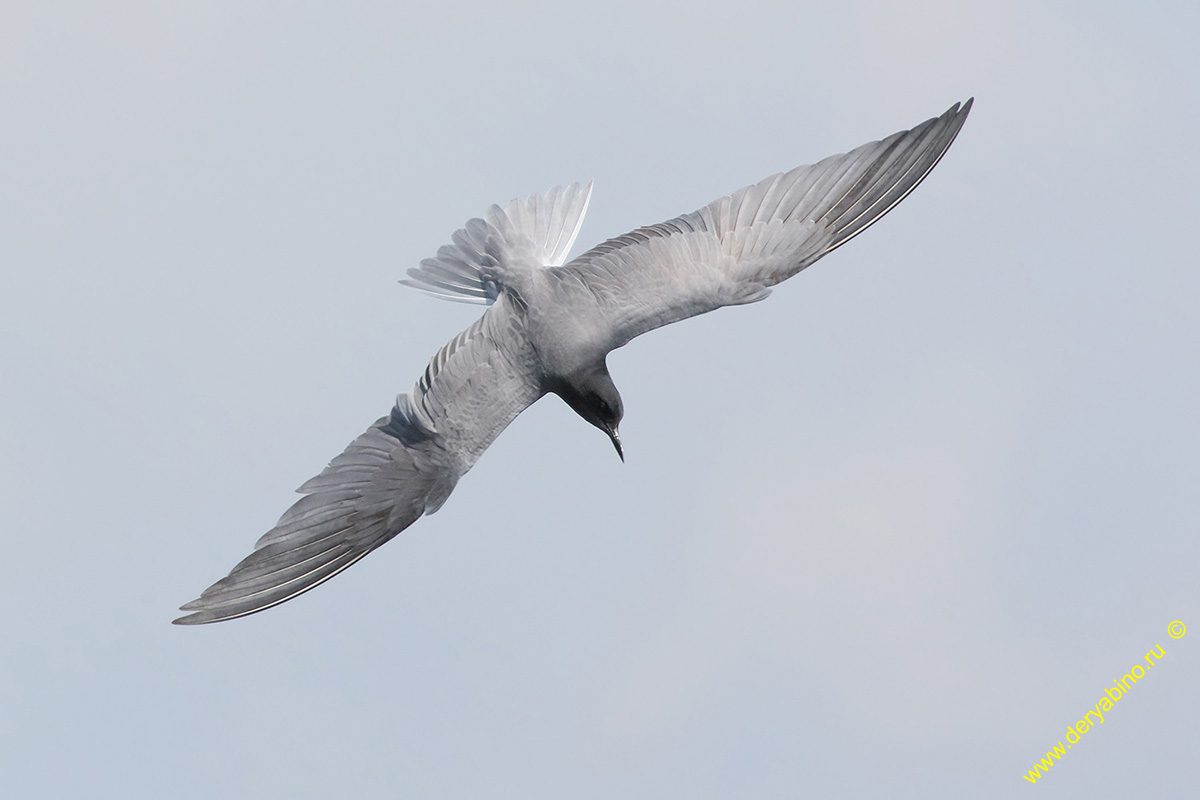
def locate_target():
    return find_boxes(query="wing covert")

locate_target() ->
[174,300,542,624]
[560,100,972,348]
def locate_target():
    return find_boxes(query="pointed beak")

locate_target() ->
[607,426,624,462]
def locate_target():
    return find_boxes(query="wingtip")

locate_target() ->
[172,598,210,625]
[172,608,208,625]
[172,603,244,626]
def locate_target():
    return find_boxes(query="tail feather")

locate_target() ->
[401,181,594,303]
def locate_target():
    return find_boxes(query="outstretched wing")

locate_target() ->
[401,182,593,304]
[560,100,972,349]
[174,299,542,624]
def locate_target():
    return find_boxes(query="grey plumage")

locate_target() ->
[175,99,972,625]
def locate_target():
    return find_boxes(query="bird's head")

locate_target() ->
[556,361,625,461]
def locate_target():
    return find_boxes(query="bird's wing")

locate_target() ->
[401,182,593,304]
[174,300,542,624]
[559,100,971,349]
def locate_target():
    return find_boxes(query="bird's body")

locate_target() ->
[176,99,973,624]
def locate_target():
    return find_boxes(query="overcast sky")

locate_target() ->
[2,1,1198,797]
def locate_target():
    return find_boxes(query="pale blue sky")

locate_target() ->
[2,1,1197,797]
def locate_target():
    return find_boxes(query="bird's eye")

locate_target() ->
[590,394,613,419]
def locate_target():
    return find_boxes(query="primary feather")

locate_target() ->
[176,100,971,624]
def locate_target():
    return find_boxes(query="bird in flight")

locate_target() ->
[175,99,973,624]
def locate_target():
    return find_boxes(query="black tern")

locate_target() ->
[175,99,973,624]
